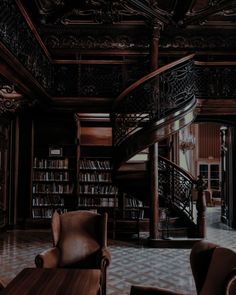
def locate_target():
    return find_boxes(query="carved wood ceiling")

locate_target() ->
[17,0,236,61]
[1,1,236,113]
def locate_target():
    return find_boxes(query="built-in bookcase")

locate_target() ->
[30,113,77,223]
[32,157,75,219]
[78,158,118,210]
[76,120,119,236]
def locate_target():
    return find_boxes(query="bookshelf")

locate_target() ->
[76,120,119,234]
[30,113,77,223]
[113,193,149,239]
[78,158,118,211]
[32,156,75,219]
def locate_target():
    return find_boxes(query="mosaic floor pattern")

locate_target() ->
[0,206,236,295]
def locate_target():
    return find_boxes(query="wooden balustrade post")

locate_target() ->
[195,175,206,238]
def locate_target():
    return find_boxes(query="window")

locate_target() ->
[199,163,220,190]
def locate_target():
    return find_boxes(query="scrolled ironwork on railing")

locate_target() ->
[0,0,53,91]
[158,156,195,221]
[112,54,196,147]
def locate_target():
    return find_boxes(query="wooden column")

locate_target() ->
[149,144,159,239]
[149,23,161,241]
[150,24,160,72]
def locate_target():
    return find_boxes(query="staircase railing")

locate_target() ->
[112,54,204,237]
[158,156,196,222]
[112,54,196,147]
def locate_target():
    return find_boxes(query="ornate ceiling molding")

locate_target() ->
[160,32,236,49]
[183,0,236,26]
[29,0,172,25]
[0,83,21,114]
[44,32,150,50]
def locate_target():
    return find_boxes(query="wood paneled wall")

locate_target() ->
[80,127,112,146]
[198,124,221,159]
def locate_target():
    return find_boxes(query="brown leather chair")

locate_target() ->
[130,240,236,295]
[0,280,5,290]
[35,210,111,295]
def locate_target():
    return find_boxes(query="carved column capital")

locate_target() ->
[152,20,163,41]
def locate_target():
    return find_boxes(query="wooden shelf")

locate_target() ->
[33,180,70,182]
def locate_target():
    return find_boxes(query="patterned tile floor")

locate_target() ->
[0,207,236,295]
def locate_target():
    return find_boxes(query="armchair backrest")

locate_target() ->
[200,247,236,295]
[190,241,236,295]
[190,240,217,294]
[51,210,108,267]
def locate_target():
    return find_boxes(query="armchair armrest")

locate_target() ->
[130,285,184,295]
[97,247,111,269]
[96,247,111,295]
[35,247,60,268]
[225,268,236,295]
[0,278,6,290]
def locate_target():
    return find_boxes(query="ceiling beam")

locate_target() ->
[183,0,236,26]
[124,0,172,25]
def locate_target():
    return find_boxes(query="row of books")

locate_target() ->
[79,159,111,170]
[33,158,69,169]
[79,184,118,195]
[123,209,145,220]
[125,196,143,208]
[32,208,68,219]
[32,196,65,206]
[33,171,69,181]
[32,183,72,194]
[79,172,111,182]
[78,197,118,207]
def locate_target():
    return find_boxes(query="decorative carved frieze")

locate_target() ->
[33,0,145,24]
[160,32,236,49]
[0,77,38,114]
[43,32,149,50]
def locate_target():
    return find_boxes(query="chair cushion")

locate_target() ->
[57,211,101,267]
[200,247,236,295]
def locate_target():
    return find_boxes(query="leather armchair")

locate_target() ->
[130,240,236,295]
[0,280,5,290]
[35,210,111,295]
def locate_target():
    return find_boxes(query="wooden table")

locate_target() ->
[1,268,101,295]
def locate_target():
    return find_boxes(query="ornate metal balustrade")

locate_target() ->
[0,0,53,91]
[112,54,196,147]
[195,64,236,99]
[158,156,195,222]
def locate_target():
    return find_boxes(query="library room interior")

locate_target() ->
[1,0,236,294]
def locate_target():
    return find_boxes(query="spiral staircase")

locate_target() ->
[111,54,204,245]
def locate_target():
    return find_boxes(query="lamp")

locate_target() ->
[180,131,195,153]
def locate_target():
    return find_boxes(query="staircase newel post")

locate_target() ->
[195,175,206,238]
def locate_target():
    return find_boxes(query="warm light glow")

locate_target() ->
[180,131,195,153]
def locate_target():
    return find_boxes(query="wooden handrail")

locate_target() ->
[112,54,195,110]
[194,61,236,66]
